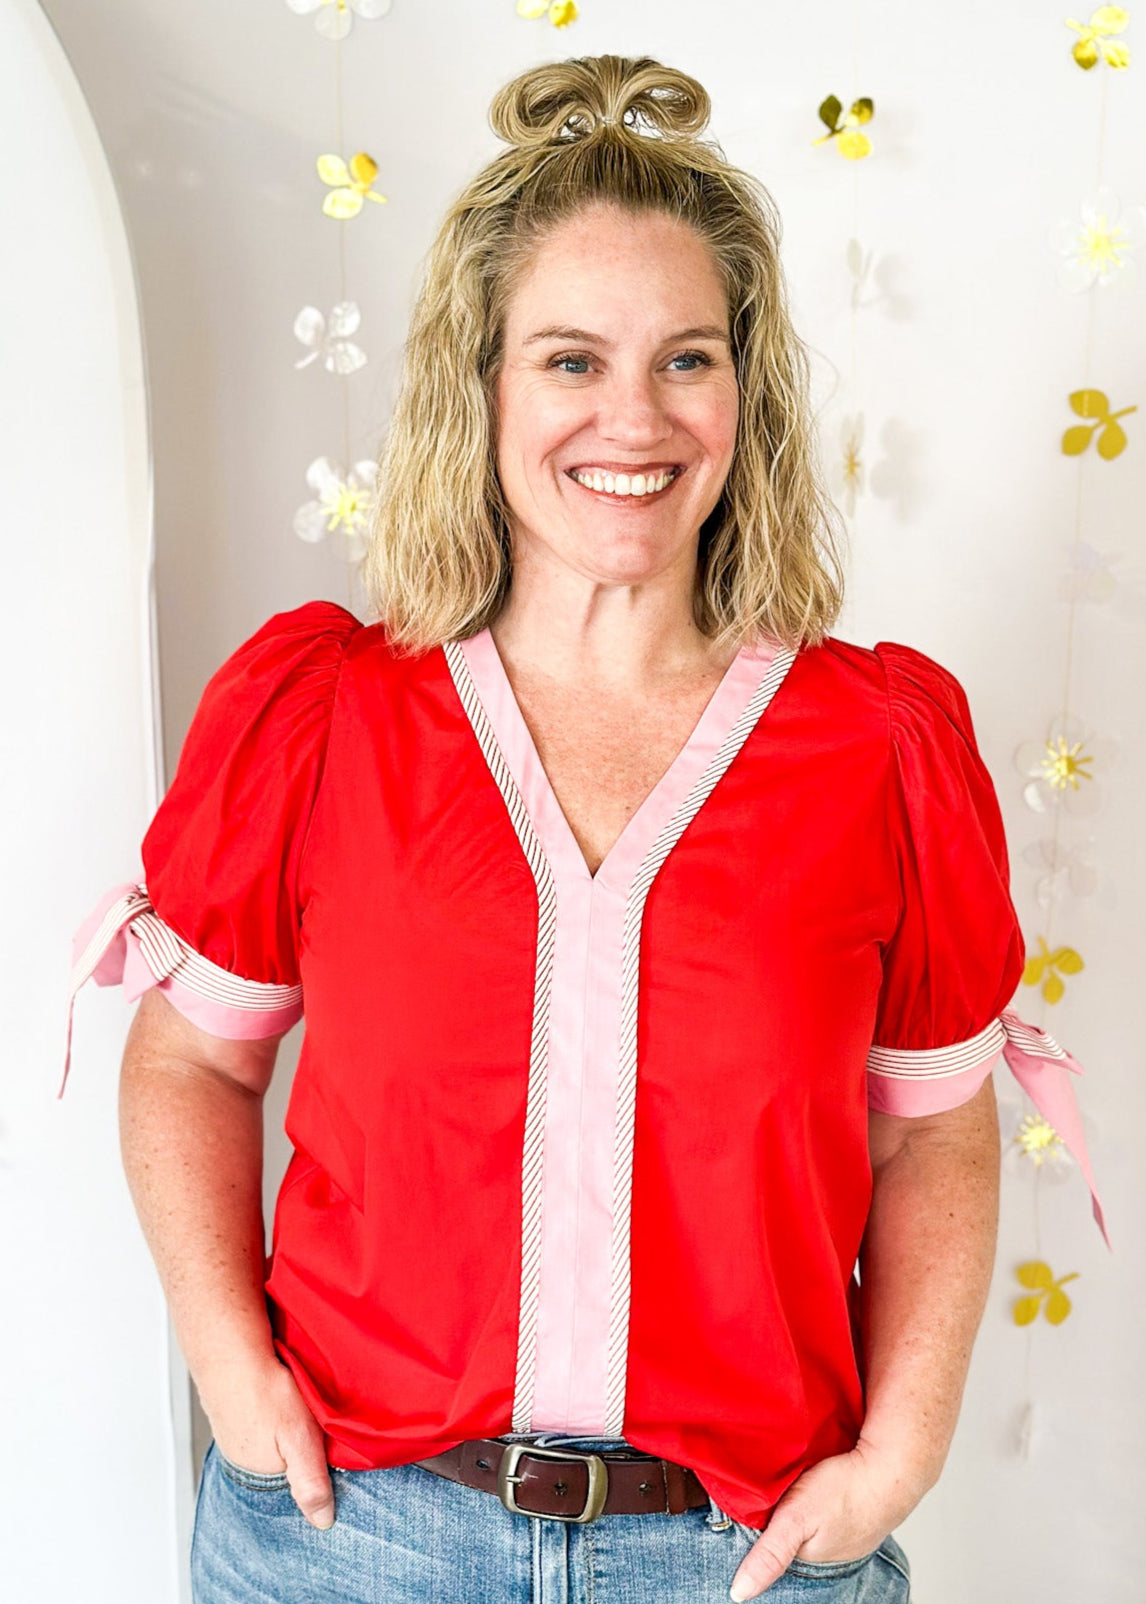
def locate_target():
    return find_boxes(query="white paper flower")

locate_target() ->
[285,0,391,40]
[1013,712,1117,817]
[293,302,367,375]
[996,1091,1099,1188]
[1058,540,1118,604]
[293,456,378,561]
[1053,187,1139,292]
[845,238,875,311]
[998,1102,1076,1183]
[831,413,865,517]
[1020,835,1098,910]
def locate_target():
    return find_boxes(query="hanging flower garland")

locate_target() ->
[999,7,1133,1453]
[283,1,393,580]
[286,0,392,41]
[815,9,878,526]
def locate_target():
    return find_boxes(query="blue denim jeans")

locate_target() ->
[191,1432,913,1602]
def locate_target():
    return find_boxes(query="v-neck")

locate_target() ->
[456,626,784,895]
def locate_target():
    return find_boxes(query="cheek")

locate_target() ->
[669,380,739,469]
[497,376,590,473]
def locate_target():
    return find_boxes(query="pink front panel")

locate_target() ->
[458,629,783,1432]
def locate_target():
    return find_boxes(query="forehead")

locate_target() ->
[504,205,728,334]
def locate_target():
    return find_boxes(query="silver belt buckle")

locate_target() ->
[497,1442,609,1523]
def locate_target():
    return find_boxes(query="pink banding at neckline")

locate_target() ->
[458,628,784,1429]
[60,878,303,1099]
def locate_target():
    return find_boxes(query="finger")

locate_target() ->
[729,1520,807,1601]
[288,1459,336,1530]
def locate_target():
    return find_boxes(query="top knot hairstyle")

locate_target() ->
[363,55,847,654]
[488,55,711,145]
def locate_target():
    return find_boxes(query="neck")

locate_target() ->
[487,539,738,692]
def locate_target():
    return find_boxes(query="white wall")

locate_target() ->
[28,1,1146,1600]
[0,2,183,1601]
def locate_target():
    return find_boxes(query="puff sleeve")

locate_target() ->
[61,599,362,1097]
[868,641,1109,1247]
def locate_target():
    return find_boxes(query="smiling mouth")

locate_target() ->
[566,465,684,500]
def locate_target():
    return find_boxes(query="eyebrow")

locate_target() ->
[522,324,731,347]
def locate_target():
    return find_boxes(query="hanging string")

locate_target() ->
[1014,49,1114,1461]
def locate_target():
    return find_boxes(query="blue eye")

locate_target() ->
[547,349,715,375]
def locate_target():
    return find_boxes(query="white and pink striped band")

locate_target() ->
[867,1009,1109,1249]
[59,876,303,1098]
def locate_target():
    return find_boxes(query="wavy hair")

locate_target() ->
[362,53,847,655]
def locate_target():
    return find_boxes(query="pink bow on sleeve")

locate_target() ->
[999,1007,1111,1251]
[60,878,155,1099]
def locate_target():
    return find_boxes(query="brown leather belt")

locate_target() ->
[414,1437,710,1523]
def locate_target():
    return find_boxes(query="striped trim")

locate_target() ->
[442,641,559,1435]
[999,1011,1069,1062]
[601,646,799,1437]
[60,881,304,1098]
[866,1017,1006,1081]
[124,890,302,1010]
[66,884,303,1012]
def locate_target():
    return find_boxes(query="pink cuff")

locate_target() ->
[61,877,304,1098]
[867,1011,1110,1250]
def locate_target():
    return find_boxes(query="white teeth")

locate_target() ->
[570,468,677,496]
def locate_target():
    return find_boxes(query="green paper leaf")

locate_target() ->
[819,95,842,131]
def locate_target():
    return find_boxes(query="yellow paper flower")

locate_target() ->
[1022,935,1085,1003]
[813,95,874,159]
[1014,1113,1069,1166]
[1040,735,1095,791]
[1013,1261,1079,1325]
[1061,388,1138,458]
[516,0,579,25]
[317,152,388,219]
[1015,715,1114,817]
[1066,7,1131,70]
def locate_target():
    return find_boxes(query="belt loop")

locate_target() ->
[663,1458,689,1514]
[705,1494,732,1530]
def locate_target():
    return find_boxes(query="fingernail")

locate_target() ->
[729,1581,753,1602]
[313,1510,335,1530]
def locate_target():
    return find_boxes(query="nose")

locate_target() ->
[595,369,674,449]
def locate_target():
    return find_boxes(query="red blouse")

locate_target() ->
[62,600,1107,1528]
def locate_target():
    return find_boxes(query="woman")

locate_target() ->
[63,53,1106,1604]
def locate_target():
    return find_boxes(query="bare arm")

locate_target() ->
[729,1075,1000,1600]
[118,987,335,1526]
[857,1073,1001,1488]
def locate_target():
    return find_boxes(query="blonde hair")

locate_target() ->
[363,54,847,655]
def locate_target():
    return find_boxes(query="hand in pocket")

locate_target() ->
[205,1356,336,1529]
